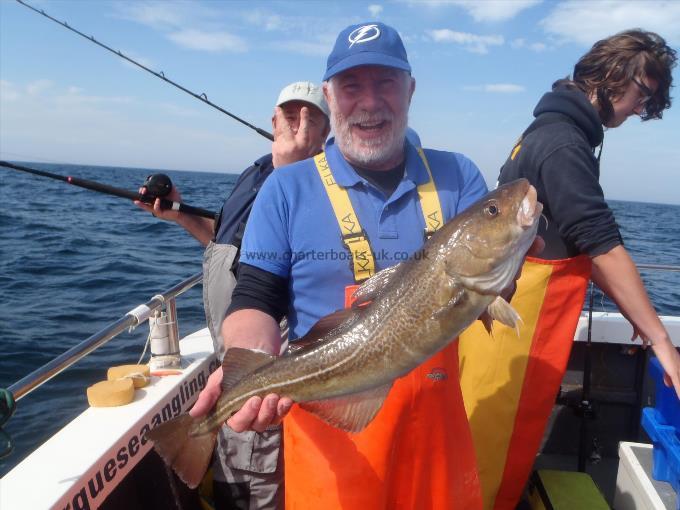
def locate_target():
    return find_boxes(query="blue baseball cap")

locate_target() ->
[323,22,411,82]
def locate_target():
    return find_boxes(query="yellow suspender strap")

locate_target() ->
[314,152,376,282]
[313,150,444,283]
[415,147,444,238]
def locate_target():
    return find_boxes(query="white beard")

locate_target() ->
[328,92,408,169]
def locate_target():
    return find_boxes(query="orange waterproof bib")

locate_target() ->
[459,256,591,510]
[284,341,482,510]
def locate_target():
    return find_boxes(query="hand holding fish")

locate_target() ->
[228,394,293,432]
[190,369,292,433]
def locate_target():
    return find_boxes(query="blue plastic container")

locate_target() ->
[641,357,680,509]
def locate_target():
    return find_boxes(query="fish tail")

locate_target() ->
[146,414,217,488]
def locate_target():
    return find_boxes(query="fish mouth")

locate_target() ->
[517,185,542,228]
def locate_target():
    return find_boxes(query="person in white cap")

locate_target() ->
[136,81,329,245]
[137,81,329,509]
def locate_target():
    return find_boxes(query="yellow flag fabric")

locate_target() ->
[459,256,591,510]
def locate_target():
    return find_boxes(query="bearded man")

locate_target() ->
[192,21,497,509]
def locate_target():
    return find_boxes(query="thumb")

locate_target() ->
[189,369,223,417]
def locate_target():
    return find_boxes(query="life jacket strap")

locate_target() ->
[314,149,444,283]
[314,152,376,282]
[415,147,444,239]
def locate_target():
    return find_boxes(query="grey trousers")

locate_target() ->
[211,425,283,510]
[203,242,284,510]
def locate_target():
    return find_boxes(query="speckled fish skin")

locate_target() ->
[192,178,542,436]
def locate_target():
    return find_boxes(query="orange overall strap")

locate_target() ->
[458,256,591,510]
[283,342,482,510]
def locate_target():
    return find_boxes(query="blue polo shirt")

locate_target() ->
[240,139,487,339]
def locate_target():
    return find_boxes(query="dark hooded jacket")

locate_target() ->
[498,86,622,260]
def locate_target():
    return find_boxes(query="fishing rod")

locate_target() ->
[15,0,274,142]
[0,161,217,220]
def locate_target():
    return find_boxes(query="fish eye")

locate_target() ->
[485,202,499,217]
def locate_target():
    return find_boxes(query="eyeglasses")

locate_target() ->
[631,77,654,108]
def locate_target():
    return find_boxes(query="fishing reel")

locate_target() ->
[141,173,173,199]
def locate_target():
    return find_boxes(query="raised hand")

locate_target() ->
[272,106,318,168]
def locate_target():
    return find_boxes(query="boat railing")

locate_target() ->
[4,262,677,400]
[5,271,202,402]
[1,261,678,457]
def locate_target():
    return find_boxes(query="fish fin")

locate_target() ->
[487,296,522,334]
[286,308,358,355]
[432,278,466,320]
[481,313,494,336]
[351,263,405,306]
[146,414,217,489]
[299,383,393,433]
[221,348,276,392]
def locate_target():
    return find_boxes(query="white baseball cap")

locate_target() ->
[276,81,329,118]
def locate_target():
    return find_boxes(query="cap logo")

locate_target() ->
[348,24,380,48]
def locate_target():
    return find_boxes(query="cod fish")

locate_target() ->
[147,178,543,487]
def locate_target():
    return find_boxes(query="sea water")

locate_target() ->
[1,162,679,476]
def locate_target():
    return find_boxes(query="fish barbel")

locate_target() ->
[146,178,542,487]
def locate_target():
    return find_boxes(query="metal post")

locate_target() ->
[166,297,180,360]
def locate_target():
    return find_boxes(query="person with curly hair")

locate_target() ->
[459,29,679,510]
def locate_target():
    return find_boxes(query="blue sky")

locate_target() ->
[1,0,679,204]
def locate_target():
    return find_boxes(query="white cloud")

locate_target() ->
[275,40,331,57]
[485,84,525,93]
[268,26,339,57]
[26,79,53,96]
[464,84,526,93]
[242,10,283,31]
[410,0,541,22]
[167,29,247,53]
[236,8,349,56]
[368,4,384,17]
[119,50,156,71]
[1,80,20,102]
[1,80,132,107]
[453,0,541,22]
[542,1,680,46]
[427,29,504,54]
[112,1,223,30]
[262,14,283,31]
[159,103,202,118]
[114,1,246,53]
[511,38,548,52]
[56,88,134,106]
[113,1,187,30]
[0,77,264,173]
[529,42,547,52]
